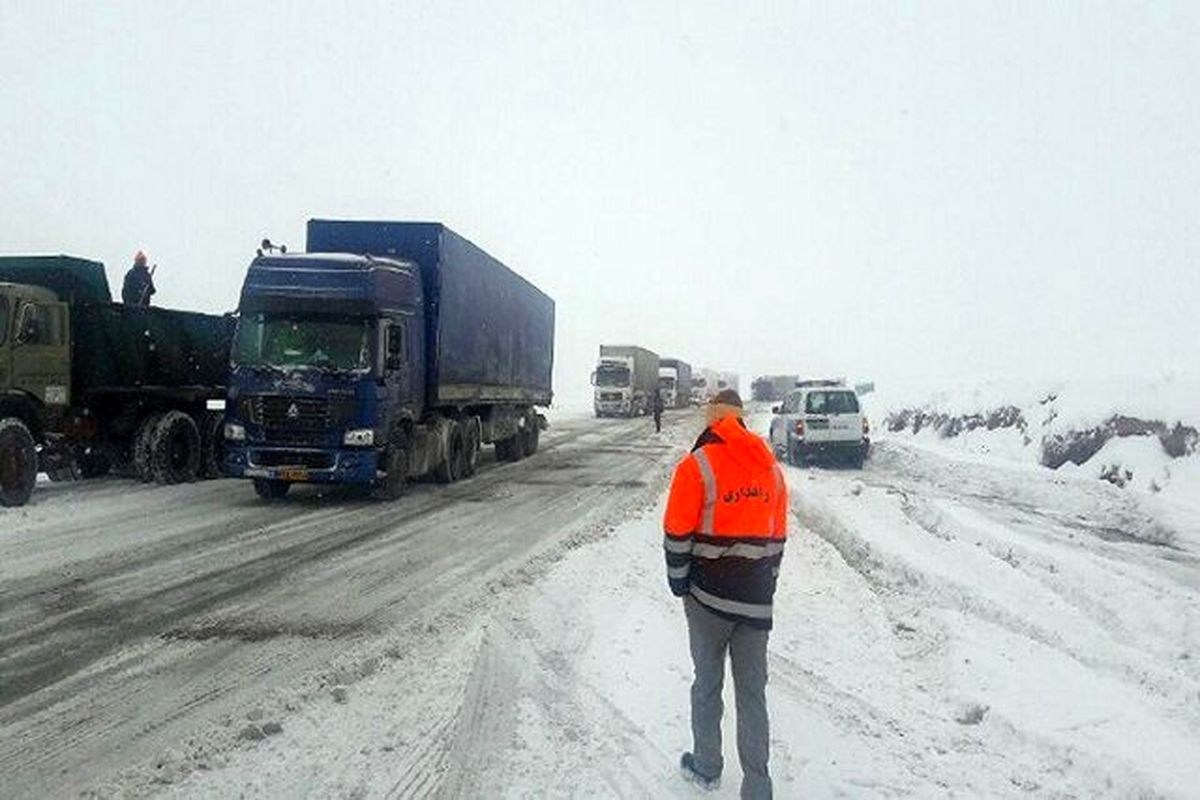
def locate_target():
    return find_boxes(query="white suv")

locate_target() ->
[769,382,869,468]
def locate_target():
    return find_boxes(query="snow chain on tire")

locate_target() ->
[150,410,202,485]
[133,413,166,483]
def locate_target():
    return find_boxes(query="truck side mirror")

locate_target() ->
[589,371,597,386]
[771,405,782,415]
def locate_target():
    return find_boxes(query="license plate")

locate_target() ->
[279,468,310,481]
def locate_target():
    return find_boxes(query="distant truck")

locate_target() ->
[751,374,799,402]
[717,371,740,396]
[691,367,719,405]
[222,220,555,500]
[658,358,692,410]
[592,345,658,417]
[0,256,231,507]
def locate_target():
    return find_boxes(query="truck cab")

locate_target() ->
[223,254,424,496]
[769,381,870,468]
[593,355,636,416]
[658,366,678,409]
[0,282,72,414]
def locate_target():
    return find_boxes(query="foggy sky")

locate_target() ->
[2,2,1196,407]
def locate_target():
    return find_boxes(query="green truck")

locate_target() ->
[0,255,232,507]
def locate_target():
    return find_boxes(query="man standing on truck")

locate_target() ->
[121,250,156,306]
[653,388,665,433]
[663,389,787,799]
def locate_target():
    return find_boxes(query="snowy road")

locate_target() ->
[0,411,683,798]
[161,415,1198,799]
[4,409,1198,798]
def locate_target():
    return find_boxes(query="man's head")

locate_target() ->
[706,389,744,425]
[134,250,148,267]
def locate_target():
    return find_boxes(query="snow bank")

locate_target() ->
[869,373,1200,503]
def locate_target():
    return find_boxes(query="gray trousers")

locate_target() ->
[684,595,772,800]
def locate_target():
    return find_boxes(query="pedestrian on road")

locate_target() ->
[653,388,665,433]
[663,388,788,799]
[122,250,157,306]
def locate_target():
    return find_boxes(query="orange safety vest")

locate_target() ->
[663,415,788,629]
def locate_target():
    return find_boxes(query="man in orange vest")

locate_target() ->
[664,389,787,799]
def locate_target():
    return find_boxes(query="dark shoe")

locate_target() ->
[680,752,720,791]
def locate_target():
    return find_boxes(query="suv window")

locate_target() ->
[16,302,65,346]
[805,390,860,414]
[0,296,8,346]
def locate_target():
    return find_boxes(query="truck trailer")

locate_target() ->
[222,220,555,500]
[0,255,231,507]
[658,358,692,410]
[592,345,659,417]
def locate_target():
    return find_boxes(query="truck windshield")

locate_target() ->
[595,367,630,387]
[233,313,369,372]
[659,376,676,390]
[0,297,7,346]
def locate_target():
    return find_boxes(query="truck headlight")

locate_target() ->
[343,429,375,447]
[224,422,246,441]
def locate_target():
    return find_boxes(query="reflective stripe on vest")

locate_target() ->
[692,540,785,560]
[664,536,694,554]
[690,585,773,620]
[693,448,718,535]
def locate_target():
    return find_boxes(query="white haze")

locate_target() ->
[1,2,1197,407]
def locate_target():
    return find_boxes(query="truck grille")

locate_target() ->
[249,394,355,445]
[600,392,623,401]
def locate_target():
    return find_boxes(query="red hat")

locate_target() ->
[134,250,147,265]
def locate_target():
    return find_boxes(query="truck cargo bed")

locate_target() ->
[307,220,554,407]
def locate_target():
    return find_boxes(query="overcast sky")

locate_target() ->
[2,2,1196,405]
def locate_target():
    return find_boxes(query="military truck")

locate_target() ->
[0,256,232,507]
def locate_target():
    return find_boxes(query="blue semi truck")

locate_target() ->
[222,220,555,500]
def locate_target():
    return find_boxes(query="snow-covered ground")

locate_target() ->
[163,410,1200,799]
[866,373,1200,503]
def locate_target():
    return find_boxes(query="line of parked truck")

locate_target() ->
[590,346,738,418]
[0,220,555,507]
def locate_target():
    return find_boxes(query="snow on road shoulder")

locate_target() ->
[789,441,1200,798]
[165,416,1200,798]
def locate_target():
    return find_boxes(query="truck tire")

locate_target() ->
[375,428,409,501]
[200,412,224,479]
[133,413,165,483]
[254,478,291,500]
[150,411,202,485]
[435,423,465,484]
[521,423,540,456]
[495,432,525,463]
[0,418,38,508]
[462,418,481,478]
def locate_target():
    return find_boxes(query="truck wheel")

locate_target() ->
[150,411,202,485]
[200,412,224,479]
[462,419,481,478]
[522,423,540,456]
[133,413,165,483]
[254,478,291,500]
[0,418,38,508]
[435,424,465,484]
[375,429,409,501]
